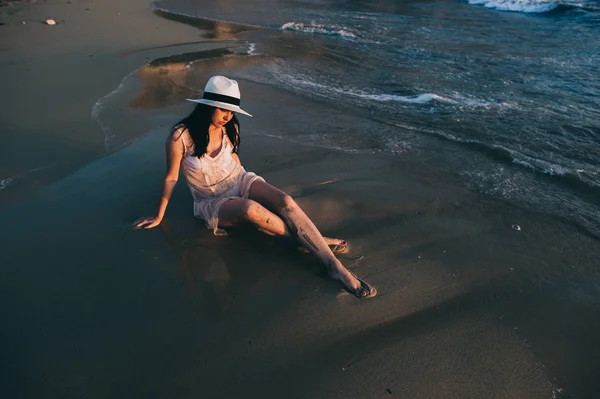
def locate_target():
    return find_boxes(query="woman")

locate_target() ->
[134,75,376,299]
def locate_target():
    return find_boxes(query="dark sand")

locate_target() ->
[1,1,599,398]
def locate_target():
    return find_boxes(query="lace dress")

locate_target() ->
[173,125,264,235]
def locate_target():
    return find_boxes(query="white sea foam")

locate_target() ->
[248,43,258,56]
[468,0,560,13]
[572,2,600,11]
[512,157,568,175]
[281,22,356,38]
[91,69,137,152]
[276,73,449,104]
[275,71,505,108]
[0,177,14,190]
[357,92,456,104]
[0,163,59,191]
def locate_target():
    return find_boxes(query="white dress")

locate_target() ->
[173,124,264,235]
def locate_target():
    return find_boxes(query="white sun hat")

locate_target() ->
[186,75,252,117]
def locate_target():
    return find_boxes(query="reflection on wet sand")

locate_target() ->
[157,218,310,319]
[158,220,235,318]
[126,12,363,111]
[130,48,267,109]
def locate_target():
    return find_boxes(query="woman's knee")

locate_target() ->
[240,199,266,221]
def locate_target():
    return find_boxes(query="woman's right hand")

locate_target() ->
[132,216,163,229]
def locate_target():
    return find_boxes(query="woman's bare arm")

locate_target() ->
[133,128,185,229]
[157,131,185,218]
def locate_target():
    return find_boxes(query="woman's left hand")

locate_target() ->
[132,216,163,229]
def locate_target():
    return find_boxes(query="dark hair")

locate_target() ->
[174,103,240,157]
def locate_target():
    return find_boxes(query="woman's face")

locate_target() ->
[211,107,234,128]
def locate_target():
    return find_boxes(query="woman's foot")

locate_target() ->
[329,266,377,299]
[299,238,349,255]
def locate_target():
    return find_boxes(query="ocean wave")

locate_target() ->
[511,155,569,176]
[346,88,506,108]
[468,0,600,13]
[355,92,455,104]
[280,22,356,38]
[275,71,507,108]
[468,0,560,13]
[431,131,600,197]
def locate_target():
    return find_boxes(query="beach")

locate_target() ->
[1,0,599,398]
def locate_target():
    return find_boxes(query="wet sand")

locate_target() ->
[1,1,600,398]
[0,0,202,202]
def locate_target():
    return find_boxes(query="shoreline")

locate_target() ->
[0,0,208,204]
[1,1,600,398]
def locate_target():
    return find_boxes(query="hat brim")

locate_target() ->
[186,98,253,117]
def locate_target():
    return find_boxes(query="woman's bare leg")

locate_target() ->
[218,199,347,247]
[218,198,289,236]
[248,180,375,297]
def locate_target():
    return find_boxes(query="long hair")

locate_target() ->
[175,103,240,157]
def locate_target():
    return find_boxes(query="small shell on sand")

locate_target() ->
[45,19,56,25]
